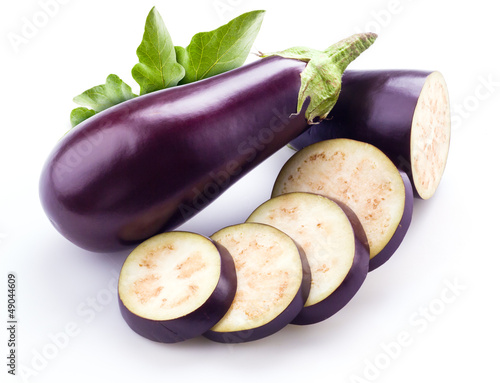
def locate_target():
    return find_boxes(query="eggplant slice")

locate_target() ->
[118,231,236,343]
[272,139,413,270]
[205,223,310,343]
[247,192,369,324]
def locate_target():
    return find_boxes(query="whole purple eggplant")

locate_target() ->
[290,70,451,199]
[40,57,304,252]
[39,33,376,252]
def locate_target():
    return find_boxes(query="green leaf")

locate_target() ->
[175,10,265,85]
[132,7,185,94]
[73,74,137,113]
[70,107,96,127]
[70,74,137,127]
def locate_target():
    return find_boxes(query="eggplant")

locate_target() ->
[204,222,311,343]
[272,138,413,271]
[118,231,236,343]
[246,192,369,324]
[39,33,377,252]
[290,70,451,199]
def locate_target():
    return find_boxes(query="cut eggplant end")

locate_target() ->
[205,222,310,343]
[118,231,236,343]
[272,138,410,260]
[247,192,369,324]
[410,71,451,200]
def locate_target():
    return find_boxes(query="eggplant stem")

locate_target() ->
[324,33,378,74]
[260,32,377,124]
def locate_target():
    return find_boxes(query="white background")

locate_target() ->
[1,0,498,382]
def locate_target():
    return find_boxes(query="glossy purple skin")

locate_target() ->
[368,170,413,271]
[291,198,369,325]
[203,242,311,343]
[40,56,309,252]
[290,70,432,195]
[118,241,237,343]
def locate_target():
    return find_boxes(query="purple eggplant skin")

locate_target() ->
[291,199,369,325]
[119,241,237,343]
[290,70,449,198]
[368,171,413,272]
[40,56,310,252]
[203,242,311,343]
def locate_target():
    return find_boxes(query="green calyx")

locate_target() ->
[260,32,377,124]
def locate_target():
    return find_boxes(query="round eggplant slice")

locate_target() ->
[205,223,311,343]
[272,139,413,271]
[247,192,369,324]
[290,70,451,200]
[118,231,236,343]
